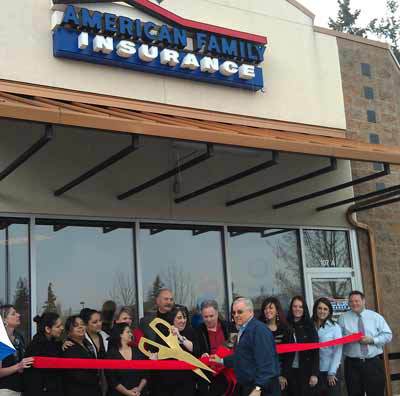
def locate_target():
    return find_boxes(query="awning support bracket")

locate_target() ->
[260,229,294,238]
[54,135,140,197]
[0,124,53,182]
[174,151,279,204]
[317,183,400,211]
[226,157,337,207]
[274,163,390,210]
[353,195,400,213]
[117,144,214,200]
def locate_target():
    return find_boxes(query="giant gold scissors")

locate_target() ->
[138,318,215,382]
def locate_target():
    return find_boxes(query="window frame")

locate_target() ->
[0,213,363,338]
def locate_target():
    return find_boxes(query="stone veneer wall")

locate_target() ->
[337,37,400,394]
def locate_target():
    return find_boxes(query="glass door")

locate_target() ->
[302,229,360,317]
[305,273,355,316]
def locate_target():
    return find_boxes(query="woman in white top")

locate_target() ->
[312,297,343,396]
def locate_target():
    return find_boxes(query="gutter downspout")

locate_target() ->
[347,204,393,396]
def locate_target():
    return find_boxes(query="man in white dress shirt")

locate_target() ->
[338,290,392,396]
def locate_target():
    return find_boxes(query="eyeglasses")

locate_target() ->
[232,310,244,315]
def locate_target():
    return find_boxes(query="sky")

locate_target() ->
[298,0,395,28]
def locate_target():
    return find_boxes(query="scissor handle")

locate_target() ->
[149,318,180,349]
[138,337,175,360]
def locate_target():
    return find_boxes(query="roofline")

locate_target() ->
[314,26,400,72]
[286,0,315,21]
[314,26,390,49]
[53,0,268,44]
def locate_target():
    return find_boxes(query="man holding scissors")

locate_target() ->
[211,297,280,396]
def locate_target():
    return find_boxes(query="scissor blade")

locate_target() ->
[176,351,215,374]
[193,368,211,383]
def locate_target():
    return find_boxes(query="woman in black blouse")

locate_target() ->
[153,305,198,396]
[259,297,291,394]
[62,315,101,396]
[282,296,319,396]
[105,323,147,396]
[0,304,33,396]
[23,312,64,396]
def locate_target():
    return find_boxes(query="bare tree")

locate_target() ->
[303,230,349,268]
[109,271,136,307]
[161,264,196,310]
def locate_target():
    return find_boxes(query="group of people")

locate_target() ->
[0,289,392,396]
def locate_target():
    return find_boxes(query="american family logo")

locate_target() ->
[52,0,267,91]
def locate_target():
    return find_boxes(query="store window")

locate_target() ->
[0,218,30,340]
[303,229,352,268]
[228,227,303,311]
[139,224,227,315]
[35,220,137,323]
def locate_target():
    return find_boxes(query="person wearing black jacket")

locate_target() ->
[105,323,147,396]
[196,300,237,396]
[259,297,292,395]
[153,305,198,396]
[62,315,101,396]
[23,312,64,396]
[282,296,319,396]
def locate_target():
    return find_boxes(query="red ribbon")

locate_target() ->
[276,332,363,354]
[34,357,197,370]
[33,333,362,370]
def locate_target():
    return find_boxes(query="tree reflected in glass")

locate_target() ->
[304,230,351,268]
[36,223,137,324]
[228,228,303,312]
[140,225,226,315]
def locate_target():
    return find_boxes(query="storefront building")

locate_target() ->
[0,0,399,392]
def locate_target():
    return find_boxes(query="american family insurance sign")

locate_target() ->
[52,0,267,91]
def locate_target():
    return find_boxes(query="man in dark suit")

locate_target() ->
[211,297,280,396]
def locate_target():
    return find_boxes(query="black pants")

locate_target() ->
[316,371,341,396]
[151,372,195,396]
[197,374,229,396]
[286,368,318,396]
[344,356,385,396]
[238,378,280,396]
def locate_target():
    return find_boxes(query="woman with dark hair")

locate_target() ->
[80,308,108,396]
[105,323,147,396]
[80,309,107,356]
[259,297,291,394]
[282,296,319,396]
[23,312,64,396]
[62,315,101,396]
[0,305,33,396]
[312,298,342,396]
[153,305,198,396]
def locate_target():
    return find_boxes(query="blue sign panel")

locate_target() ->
[53,27,264,91]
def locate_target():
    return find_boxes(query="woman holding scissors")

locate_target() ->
[152,305,199,396]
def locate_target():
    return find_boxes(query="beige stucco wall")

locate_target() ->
[0,119,353,227]
[0,0,346,129]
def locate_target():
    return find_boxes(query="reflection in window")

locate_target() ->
[36,221,136,324]
[228,228,303,311]
[0,220,30,340]
[304,230,351,268]
[312,278,352,315]
[140,224,227,315]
